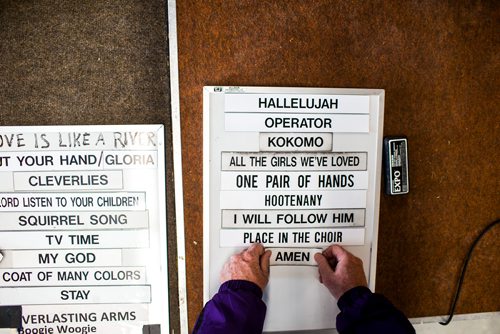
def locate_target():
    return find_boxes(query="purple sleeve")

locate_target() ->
[193,280,267,334]
[336,286,415,334]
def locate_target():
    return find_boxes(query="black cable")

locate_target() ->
[439,218,500,325]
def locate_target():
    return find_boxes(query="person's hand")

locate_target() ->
[314,245,368,299]
[220,243,272,291]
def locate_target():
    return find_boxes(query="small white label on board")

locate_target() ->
[220,171,369,190]
[268,248,322,266]
[221,152,368,171]
[220,190,367,209]
[0,267,146,286]
[0,285,151,305]
[225,93,370,114]
[259,133,333,152]
[13,170,123,190]
[8,249,123,267]
[222,209,365,228]
[225,113,369,133]
[0,192,146,211]
[220,228,365,247]
[0,210,149,231]
[0,230,149,249]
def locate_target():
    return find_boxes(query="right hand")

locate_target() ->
[314,245,368,299]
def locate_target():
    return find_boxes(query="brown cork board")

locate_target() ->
[0,0,180,332]
[176,0,500,330]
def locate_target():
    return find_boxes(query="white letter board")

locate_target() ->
[203,87,384,332]
[0,125,169,333]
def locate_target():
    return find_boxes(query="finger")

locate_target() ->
[238,246,249,256]
[322,244,348,261]
[314,252,334,280]
[260,249,272,275]
[247,243,265,257]
[241,244,264,262]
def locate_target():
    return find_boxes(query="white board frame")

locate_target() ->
[204,86,384,332]
[0,124,170,333]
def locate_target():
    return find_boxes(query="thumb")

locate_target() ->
[260,250,272,276]
[314,253,334,280]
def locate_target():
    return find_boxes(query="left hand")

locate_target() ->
[220,243,272,291]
